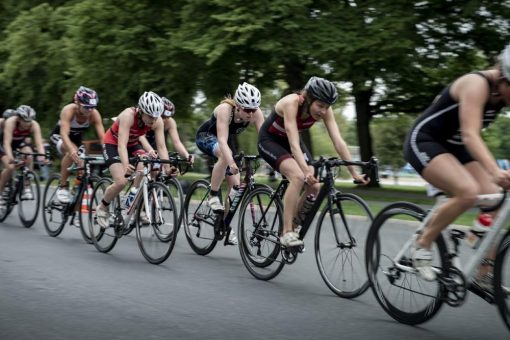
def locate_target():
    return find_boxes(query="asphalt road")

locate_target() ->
[0,203,508,340]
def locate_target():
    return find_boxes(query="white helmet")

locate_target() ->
[500,44,510,80]
[138,91,164,118]
[234,82,261,109]
[16,105,36,122]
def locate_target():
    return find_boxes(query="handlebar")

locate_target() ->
[311,156,379,184]
[226,153,261,176]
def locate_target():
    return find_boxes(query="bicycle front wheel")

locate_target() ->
[494,230,510,331]
[315,193,373,298]
[365,202,447,325]
[78,175,101,244]
[136,182,178,264]
[183,179,218,255]
[42,174,68,236]
[166,177,184,232]
[19,170,41,228]
[89,178,118,253]
[238,186,285,281]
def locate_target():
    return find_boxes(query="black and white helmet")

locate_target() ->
[16,105,36,122]
[138,91,164,118]
[234,82,261,109]
[161,97,175,117]
[304,76,338,105]
[500,44,510,80]
[2,109,16,119]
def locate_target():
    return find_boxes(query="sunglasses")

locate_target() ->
[242,107,257,113]
[81,105,95,111]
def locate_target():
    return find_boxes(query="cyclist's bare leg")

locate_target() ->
[224,172,240,216]
[210,148,228,192]
[292,165,320,230]
[20,145,34,169]
[0,154,15,193]
[98,163,128,210]
[59,142,77,186]
[279,158,306,236]
[418,154,480,250]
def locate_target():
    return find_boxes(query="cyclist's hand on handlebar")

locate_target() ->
[164,165,179,177]
[148,149,158,159]
[228,162,240,175]
[124,163,136,175]
[37,155,48,165]
[187,154,194,166]
[493,169,510,190]
[70,149,81,163]
[304,170,318,185]
[353,172,370,185]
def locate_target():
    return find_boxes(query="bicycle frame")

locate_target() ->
[393,192,510,283]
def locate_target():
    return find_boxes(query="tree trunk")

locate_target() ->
[353,84,379,187]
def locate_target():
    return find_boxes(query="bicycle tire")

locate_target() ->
[77,175,101,244]
[136,182,178,264]
[89,178,118,253]
[315,192,373,298]
[0,179,16,222]
[166,177,184,232]
[494,230,510,331]
[183,179,218,255]
[42,174,68,237]
[365,201,448,325]
[18,170,41,228]
[238,186,285,281]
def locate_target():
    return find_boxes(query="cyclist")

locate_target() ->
[195,82,264,245]
[0,109,17,144]
[0,105,48,212]
[258,76,368,248]
[404,44,510,286]
[141,96,194,166]
[95,91,174,228]
[50,86,105,203]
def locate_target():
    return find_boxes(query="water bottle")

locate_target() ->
[293,194,316,227]
[71,176,82,195]
[466,213,492,248]
[124,187,138,209]
[230,183,245,211]
[228,185,240,204]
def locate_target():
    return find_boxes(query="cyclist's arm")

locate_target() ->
[3,118,15,161]
[153,118,170,161]
[91,110,105,142]
[59,107,78,154]
[215,104,236,167]
[139,135,154,154]
[30,121,46,155]
[167,118,189,159]
[323,108,357,176]
[276,95,308,173]
[253,109,264,133]
[117,110,133,170]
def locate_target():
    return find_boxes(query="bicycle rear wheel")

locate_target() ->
[166,177,184,232]
[0,179,16,222]
[19,170,41,228]
[494,230,510,331]
[42,174,68,237]
[78,175,100,244]
[238,186,285,280]
[136,182,178,264]
[183,179,218,255]
[89,178,118,253]
[365,202,447,325]
[315,193,373,298]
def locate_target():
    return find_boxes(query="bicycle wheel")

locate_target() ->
[238,186,285,280]
[494,230,510,331]
[166,177,184,232]
[42,174,68,236]
[0,179,16,222]
[183,179,218,255]
[18,170,41,228]
[89,178,118,253]
[315,193,373,298]
[365,202,448,325]
[78,175,100,244]
[136,182,178,264]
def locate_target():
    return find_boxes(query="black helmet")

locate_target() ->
[2,109,16,119]
[304,76,338,105]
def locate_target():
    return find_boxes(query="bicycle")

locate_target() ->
[88,156,178,265]
[154,152,193,233]
[42,154,104,243]
[365,192,510,331]
[0,150,47,228]
[183,153,269,255]
[238,157,378,298]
